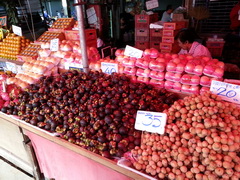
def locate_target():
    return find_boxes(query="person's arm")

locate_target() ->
[178,48,187,55]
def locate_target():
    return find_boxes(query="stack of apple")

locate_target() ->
[7,56,60,90]
[39,40,100,69]
[114,48,225,95]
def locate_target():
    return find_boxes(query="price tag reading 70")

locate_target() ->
[210,80,240,104]
[135,110,167,134]
[124,45,143,58]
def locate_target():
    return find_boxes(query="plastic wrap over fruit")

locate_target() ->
[149,70,165,81]
[135,58,150,69]
[149,60,165,72]
[136,68,150,78]
[149,79,165,88]
[165,72,182,82]
[181,74,200,85]
[123,67,137,76]
[137,76,150,84]
[181,84,200,94]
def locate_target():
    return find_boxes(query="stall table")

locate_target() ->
[0,113,149,180]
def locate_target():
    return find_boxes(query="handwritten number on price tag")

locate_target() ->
[124,45,143,58]
[142,114,161,128]
[210,80,240,104]
[104,67,117,74]
[101,62,118,75]
[135,111,167,134]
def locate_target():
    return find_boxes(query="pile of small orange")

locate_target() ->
[0,33,31,60]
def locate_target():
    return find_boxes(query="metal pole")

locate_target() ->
[73,0,89,73]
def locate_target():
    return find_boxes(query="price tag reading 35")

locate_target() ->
[124,45,143,58]
[135,110,167,134]
[210,80,240,104]
[101,62,118,75]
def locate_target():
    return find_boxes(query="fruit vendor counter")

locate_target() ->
[0,112,149,180]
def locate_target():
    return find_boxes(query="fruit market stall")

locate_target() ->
[0,112,151,180]
[0,16,240,179]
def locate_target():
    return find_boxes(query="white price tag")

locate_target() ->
[210,80,240,104]
[65,62,83,71]
[135,110,167,134]
[12,25,22,36]
[124,45,143,58]
[6,62,17,73]
[146,0,159,10]
[101,62,118,75]
[50,38,59,51]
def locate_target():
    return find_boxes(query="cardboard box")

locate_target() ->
[150,28,163,37]
[64,29,97,41]
[162,36,175,43]
[135,29,149,37]
[163,22,177,30]
[135,41,150,50]
[174,21,188,30]
[161,50,171,53]
[150,36,162,42]
[160,42,172,51]
[150,42,160,50]
[164,21,188,30]
[162,30,179,37]
[135,13,158,25]
[135,36,149,42]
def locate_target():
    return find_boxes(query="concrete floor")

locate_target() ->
[0,158,34,180]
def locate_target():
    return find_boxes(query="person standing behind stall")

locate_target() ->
[175,28,212,58]
[161,5,174,22]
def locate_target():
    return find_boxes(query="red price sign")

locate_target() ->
[0,16,7,26]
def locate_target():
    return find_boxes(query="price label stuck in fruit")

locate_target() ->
[210,80,240,104]
[65,62,83,71]
[12,25,22,36]
[101,62,118,75]
[5,62,17,73]
[50,38,59,51]
[146,0,159,10]
[135,110,167,134]
[124,45,143,58]
[0,16,7,26]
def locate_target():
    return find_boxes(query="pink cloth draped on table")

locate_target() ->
[25,131,131,180]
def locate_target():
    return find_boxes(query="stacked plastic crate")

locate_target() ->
[149,28,163,50]
[135,13,158,50]
[160,21,188,54]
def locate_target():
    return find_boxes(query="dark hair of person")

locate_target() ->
[166,5,173,11]
[175,28,200,44]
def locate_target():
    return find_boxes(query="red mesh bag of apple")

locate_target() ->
[131,92,240,179]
